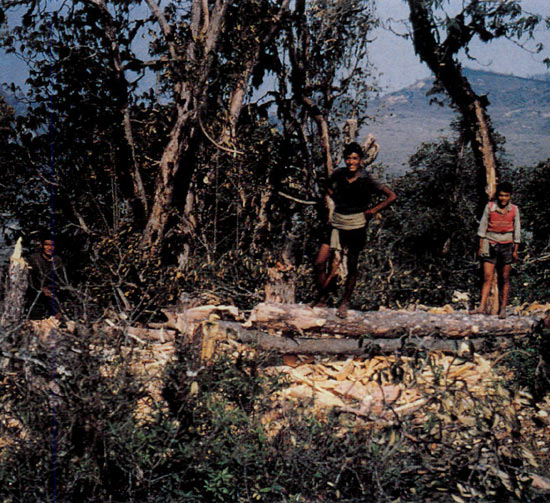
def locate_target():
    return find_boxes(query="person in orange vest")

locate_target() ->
[471,182,521,318]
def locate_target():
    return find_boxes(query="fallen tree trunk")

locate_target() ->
[218,321,516,355]
[246,303,542,339]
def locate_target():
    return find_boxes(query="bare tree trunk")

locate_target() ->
[265,265,296,303]
[141,105,193,252]
[407,1,500,313]
[222,0,290,143]
[86,0,148,217]
[218,320,519,355]
[406,1,499,197]
[141,0,230,253]
[1,238,28,328]
[246,303,541,339]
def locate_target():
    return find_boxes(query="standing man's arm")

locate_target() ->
[364,185,396,217]
[477,204,490,256]
[513,208,521,261]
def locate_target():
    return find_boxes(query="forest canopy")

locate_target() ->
[0,0,548,316]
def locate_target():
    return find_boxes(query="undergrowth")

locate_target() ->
[0,322,549,502]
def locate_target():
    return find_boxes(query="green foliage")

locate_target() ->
[342,138,482,309]
[1,325,547,502]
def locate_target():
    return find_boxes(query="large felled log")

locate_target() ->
[245,303,542,339]
[1,238,28,328]
[217,321,503,355]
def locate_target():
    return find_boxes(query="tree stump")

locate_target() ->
[1,238,29,328]
[265,264,296,303]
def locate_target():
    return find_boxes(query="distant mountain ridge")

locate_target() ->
[364,68,550,174]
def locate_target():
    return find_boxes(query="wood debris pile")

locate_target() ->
[87,300,550,426]
[94,340,177,423]
[268,352,509,420]
[2,299,550,495]
[262,350,550,490]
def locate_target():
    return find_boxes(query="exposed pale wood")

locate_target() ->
[127,326,176,343]
[246,302,541,339]
[265,265,296,304]
[361,133,379,166]
[161,304,240,336]
[1,239,28,328]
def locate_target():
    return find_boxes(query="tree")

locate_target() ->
[260,0,378,270]
[0,0,382,312]
[405,0,542,201]
[405,0,542,314]
[0,0,292,253]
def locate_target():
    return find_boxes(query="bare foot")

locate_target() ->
[336,302,348,319]
[498,308,507,319]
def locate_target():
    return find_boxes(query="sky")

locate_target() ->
[370,0,550,93]
[1,1,549,95]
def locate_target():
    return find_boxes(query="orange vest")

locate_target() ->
[487,202,517,234]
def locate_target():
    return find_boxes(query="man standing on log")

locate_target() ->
[26,234,69,320]
[312,142,396,318]
[471,181,521,319]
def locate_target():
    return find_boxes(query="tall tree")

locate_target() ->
[0,0,292,254]
[405,0,542,200]
[405,0,542,313]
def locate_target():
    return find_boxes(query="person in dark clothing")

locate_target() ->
[26,236,69,320]
[312,142,396,318]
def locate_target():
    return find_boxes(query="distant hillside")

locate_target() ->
[364,68,550,174]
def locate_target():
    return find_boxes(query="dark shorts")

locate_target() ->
[321,225,367,253]
[483,242,514,265]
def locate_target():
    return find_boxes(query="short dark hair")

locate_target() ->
[343,142,364,159]
[496,181,513,194]
[38,230,54,244]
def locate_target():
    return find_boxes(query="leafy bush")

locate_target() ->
[1,322,548,502]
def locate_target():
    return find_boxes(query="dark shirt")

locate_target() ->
[26,252,68,319]
[328,168,384,215]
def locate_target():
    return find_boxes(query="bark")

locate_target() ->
[246,303,541,339]
[1,238,28,328]
[223,0,290,143]
[288,0,335,178]
[141,104,192,251]
[141,0,231,252]
[407,1,501,313]
[265,265,296,303]
[301,97,334,177]
[217,320,516,355]
[406,1,498,200]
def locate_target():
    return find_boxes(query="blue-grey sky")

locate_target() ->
[370,0,550,93]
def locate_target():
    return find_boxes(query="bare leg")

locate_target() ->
[471,261,495,314]
[498,263,511,318]
[312,244,331,307]
[337,250,359,318]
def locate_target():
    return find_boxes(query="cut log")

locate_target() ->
[218,321,514,355]
[246,303,541,339]
[1,238,28,328]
